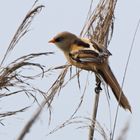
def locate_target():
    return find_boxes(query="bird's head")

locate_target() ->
[49,31,77,53]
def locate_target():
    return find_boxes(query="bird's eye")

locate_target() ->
[55,37,63,42]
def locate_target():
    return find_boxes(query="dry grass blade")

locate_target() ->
[94,121,109,140]
[78,117,109,140]
[17,65,70,140]
[112,18,140,140]
[46,65,70,104]
[0,90,28,98]
[83,118,109,140]
[13,52,54,63]
[62,69,82,87]
[48,116,109,140]
[0,51,54,128]
[0,51,54,123]
[0,107,29,119]
[1,4,45,65]
[81,0,117,47]
[0,52,52,90]
[17,100,46,140]
[47,73,89,136]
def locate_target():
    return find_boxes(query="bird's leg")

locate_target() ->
[95,76,102,94]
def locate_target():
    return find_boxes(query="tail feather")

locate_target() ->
[99,65,131,112]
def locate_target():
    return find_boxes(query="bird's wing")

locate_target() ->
[69,49,107,64]
[70,38,111,63]
[90,40,112,56]
[78,38,112,56]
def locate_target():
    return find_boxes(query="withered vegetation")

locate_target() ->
[16,0,118,140]
[0,0,132,140]
[0,2,47,119]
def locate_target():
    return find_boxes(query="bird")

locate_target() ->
[49,31,131,112]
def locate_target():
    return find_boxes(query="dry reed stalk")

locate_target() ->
[17,64,70,140]
[88,89,100,140]
[80,0,117,139]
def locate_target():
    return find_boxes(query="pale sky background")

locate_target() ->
[0,0,140,140]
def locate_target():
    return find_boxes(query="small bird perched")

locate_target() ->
[49,31,131,112]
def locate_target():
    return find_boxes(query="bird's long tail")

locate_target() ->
[98,65,131,112]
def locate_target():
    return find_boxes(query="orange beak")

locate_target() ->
[48,38,55,43]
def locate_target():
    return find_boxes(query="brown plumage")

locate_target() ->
[49,31,131,112]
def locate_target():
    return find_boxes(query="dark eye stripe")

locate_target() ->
[74,39,90,48]
[55,37,63,42]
